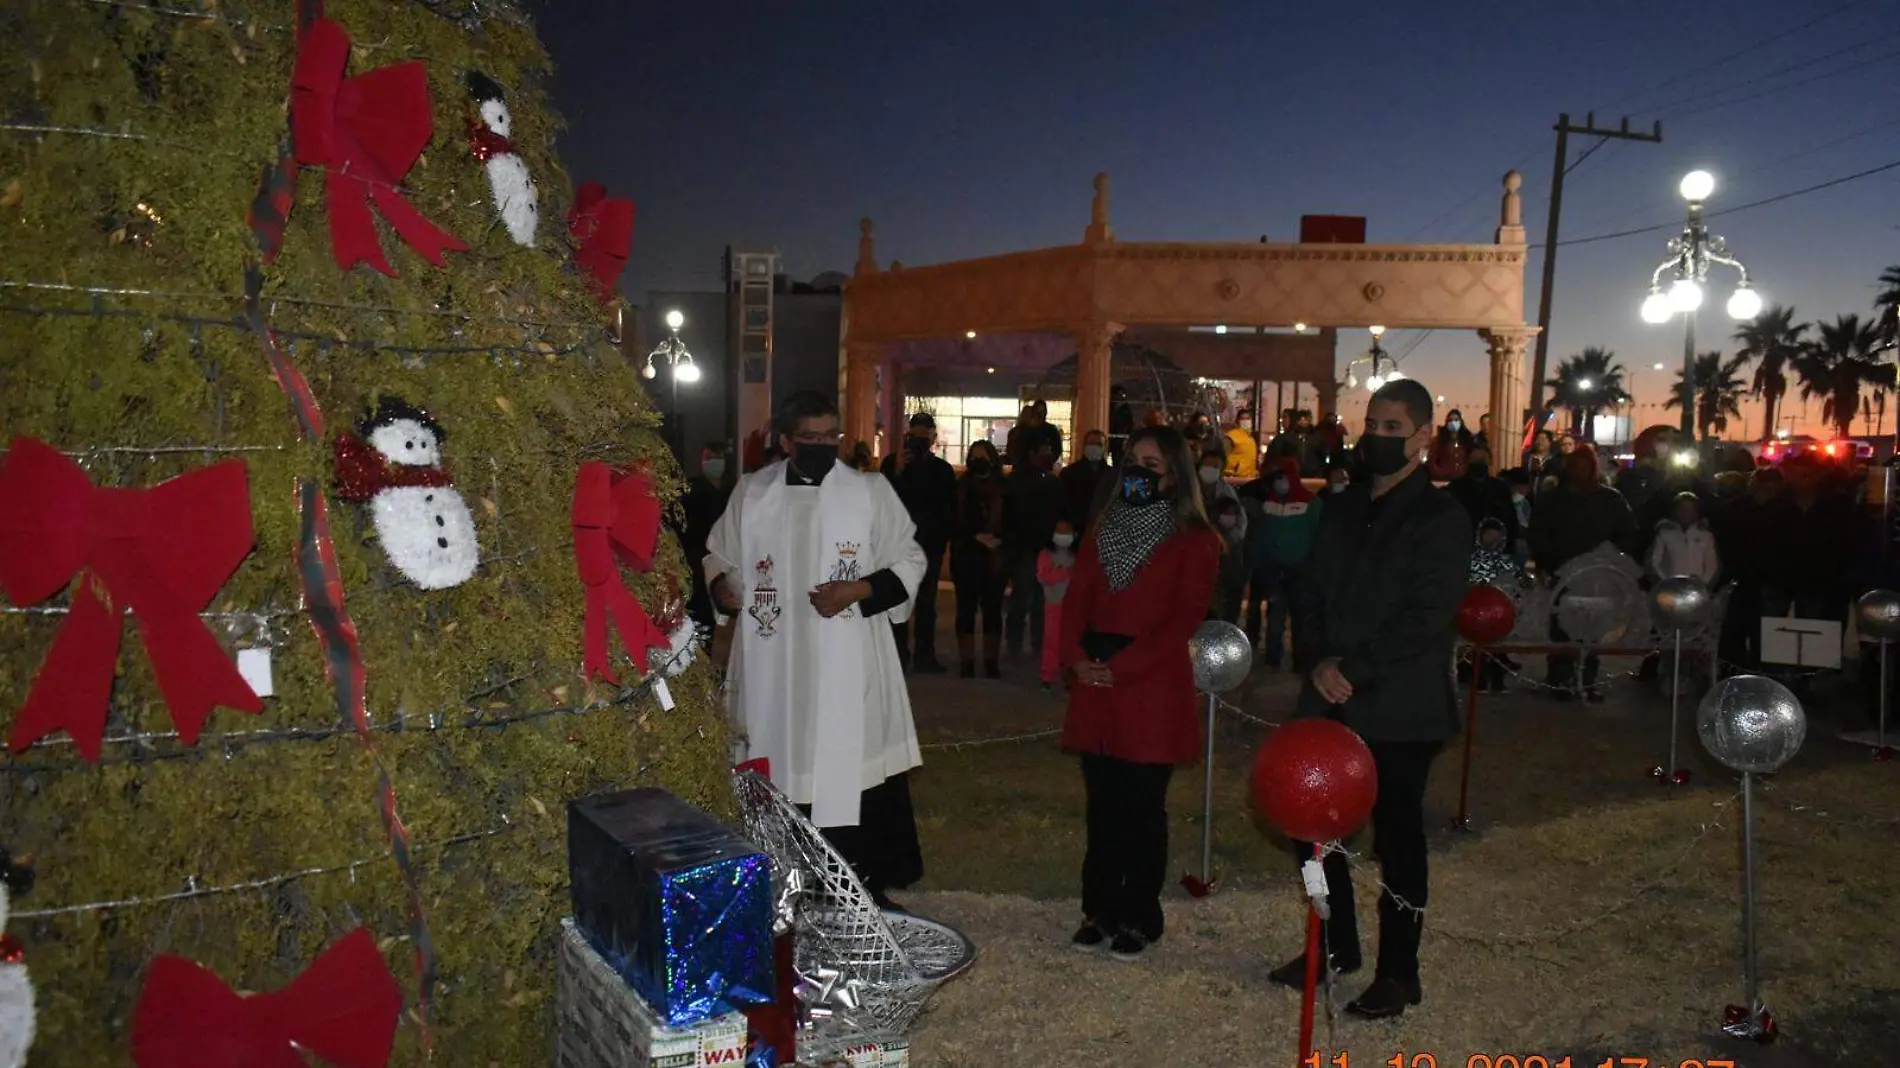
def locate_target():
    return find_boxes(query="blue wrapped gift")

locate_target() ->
[567,787,774,1026]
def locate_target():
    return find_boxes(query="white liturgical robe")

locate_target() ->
[705,460,926,827]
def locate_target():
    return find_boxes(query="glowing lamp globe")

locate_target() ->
[1678,170,1715,202]
[1365,374,1385,391]
[1726,286,1762,321]
[1250,719,1377,843]
[1456,584,1516,645]
[675,361,701,384]
[1640,290,1673,324]
[1668,278,1704,313]
[664,309,685,331]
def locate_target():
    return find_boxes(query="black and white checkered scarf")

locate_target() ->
[1093,497,1176,591]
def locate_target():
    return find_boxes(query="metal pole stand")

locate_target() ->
[1876,638,1895,763]
[1297,842,1326,1068]
[1650,629,1693,784]
[1181,692,1219,897]
[1721,772,1778,1044]
[1451,649,1482,831]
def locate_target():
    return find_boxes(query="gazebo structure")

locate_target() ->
[838,171,1537,453]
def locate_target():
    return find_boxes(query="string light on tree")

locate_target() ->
[1638,170,1762,437]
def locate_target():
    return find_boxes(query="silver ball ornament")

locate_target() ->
[1188,620,1253,694]
[1855,589,1900,642]
[1696,674,1806,774]
[1650,575,1711,631]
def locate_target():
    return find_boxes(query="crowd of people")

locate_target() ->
[680,384,1896,1027]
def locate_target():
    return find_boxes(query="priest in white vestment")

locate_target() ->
[705,391,929,907]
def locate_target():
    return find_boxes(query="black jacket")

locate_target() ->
[1058,457,1113,534]
[1293,467,1472,742]
[1445,472,1520,551]
[1528,481,1637,572]
[879,451,957,552]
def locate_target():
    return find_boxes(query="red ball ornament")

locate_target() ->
[1456,583,1516,645]
[1250,719,1377,842]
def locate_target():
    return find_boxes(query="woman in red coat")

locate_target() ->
[1060,425,1222,961]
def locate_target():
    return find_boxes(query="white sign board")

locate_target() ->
[1760,617,1842,669]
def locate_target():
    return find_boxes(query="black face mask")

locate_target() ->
[1119,465,1161,506]
[1468,460,1491,479]
[905,435,929,456]
[966,457,992,477]
[1358,433,1414,477]
[792,442,837,480]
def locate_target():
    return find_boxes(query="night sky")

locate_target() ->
[538,0,1898,437]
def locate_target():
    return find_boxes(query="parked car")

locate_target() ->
[1752,435,1872,465]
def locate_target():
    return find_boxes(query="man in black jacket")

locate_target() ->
[1059,428,1114,535]
[1274,378,1470,1020]
[1444,444,1519,552]
[678,442,734,635]
[880,412,956,672]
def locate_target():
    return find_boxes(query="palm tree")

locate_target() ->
[1544,347,1630,441]
[1792,314,1888,439]
[1733,305,1808,440]
[1665,351,1750,440]
[1877,264,1900,347]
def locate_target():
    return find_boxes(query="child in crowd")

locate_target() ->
[1466,517,1517,694]
[1036,519,1078,692]
[1211,495,1249,623]
[1647,491,1719,584]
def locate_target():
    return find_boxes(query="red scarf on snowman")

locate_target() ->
[331,433,455,502]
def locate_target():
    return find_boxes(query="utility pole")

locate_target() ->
[1527,112,1663,440]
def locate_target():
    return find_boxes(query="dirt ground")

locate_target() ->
[879,597,1900,1068]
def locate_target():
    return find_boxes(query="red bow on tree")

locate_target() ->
[0,437,263,761]
[567,181,634,302]
[331,434,454,503]
[131,926,402,1068]
[571,462,668,683]
[291,17,467,276]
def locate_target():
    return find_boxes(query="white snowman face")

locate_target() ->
[368,418,441,467]
[480,98,512,138]
[370,485,480,590]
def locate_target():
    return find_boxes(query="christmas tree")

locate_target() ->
[0,1,728,1062]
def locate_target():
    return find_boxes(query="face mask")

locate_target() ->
[1468,461,1491,479]
[905,435,929,455]
[1329,482,1348,494]
[1084,445,1105,463]
[1119,465,1161,506]
[702,458,726,481]
[1511,493,1526,504]
[792,443,837,480]
[1218,513,1238,529]
[1272,478,1290,495]
[1052,532,1075,549]
[1449,420,1462,432]
[1359,433,1414,477]
[1199,467,1221,485]
[967,457,992,477]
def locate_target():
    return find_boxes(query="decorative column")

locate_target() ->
[1073,321,1122,444]
[1084,172,1114,245]
[844,342,880,453]
[881,352,904,458]
[1479,326,1537,449]
[1314,379,1339,422]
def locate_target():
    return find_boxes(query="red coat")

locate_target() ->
[1059,525,1222,765]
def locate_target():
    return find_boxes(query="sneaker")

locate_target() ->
[1107,929,1153,961]
[1069,921,1109,952]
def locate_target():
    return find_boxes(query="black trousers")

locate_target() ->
[1290,739,1441,984]
[891,545,944,664]
[810,772,925,896]
[1080,753,1175,940]
[952,554,1005,637]
[1004,552,1045,654]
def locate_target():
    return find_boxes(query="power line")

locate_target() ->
[1667,44,1900,122]
[1537,157,1900,249]
[1632,36,1887,116]
[1591,0,1880,111]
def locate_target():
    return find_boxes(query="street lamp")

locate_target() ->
[644,308,700,457]
[1640,169,1759,437]
[1345,326,1391,391]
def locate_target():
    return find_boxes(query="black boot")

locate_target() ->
[957,633,976,678]
[982,633,1003,679]
[1267,949,1362,989]
[1344,976,1422,1018]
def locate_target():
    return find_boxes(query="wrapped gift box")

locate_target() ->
[558,918,749,1068]
[568,787,774,1024]
[822,1038,911,1068]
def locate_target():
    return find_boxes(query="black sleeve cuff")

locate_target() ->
[858,568,910,617]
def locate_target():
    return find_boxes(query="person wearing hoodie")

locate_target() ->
[1646,492,1719,585]
[1243,456,1322,668]
[1464,517,1517,694]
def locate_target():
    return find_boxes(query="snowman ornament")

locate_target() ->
[466,71,538,247]
[334,398,480,590]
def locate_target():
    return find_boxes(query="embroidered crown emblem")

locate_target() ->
[835,542,860,559]
[754,556,775,582]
